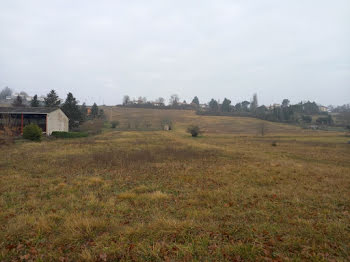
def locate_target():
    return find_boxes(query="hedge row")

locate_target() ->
[51,131,88,138]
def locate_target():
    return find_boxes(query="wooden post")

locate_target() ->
[21,113,24,134]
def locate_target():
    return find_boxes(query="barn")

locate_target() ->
[0,107,69,135]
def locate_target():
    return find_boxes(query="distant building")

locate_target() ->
[151,102,164,107]
[267,104,281,110]
[318,105,329,112]
[0,107,69,136]
[1,93,34,105]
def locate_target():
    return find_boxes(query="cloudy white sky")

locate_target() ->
[0,0,349,105]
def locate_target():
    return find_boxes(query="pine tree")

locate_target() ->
[250,93,258,112]
[44,90,60,107]
[191,96,200,106]
[31,95,40,107]
[91,103,99,119]
[221,98,231,112]
[80,103,88,122]
[209,99,219,112]
[12,95,24,107]
[61,92,81,129]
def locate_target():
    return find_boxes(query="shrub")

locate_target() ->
[51,131,88,138]
[187,125,202,137]
[316,115,333,125]
[301,115,312,123]
[23,124,42,141]
[272,141,277,146]
[161,119,173,130]
[111,121,120,128]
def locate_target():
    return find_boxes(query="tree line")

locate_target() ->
[122,93,335,125]
[2,86,348,127]
[3,88,104,129]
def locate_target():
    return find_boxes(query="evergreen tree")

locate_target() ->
[44,90,60,107]
[91,103,99,118]
[31,95,40,107]
[250,93,258,112]
[242,101,251,111]
[191,96,200,106]
[61,92,82,129]
[282,99,290,108]
[12,95,24,107]
[235,102,242,111]
[80,103,88,122]
[221,98,231,112]
[209,99,219,112]
[0,86,12,99]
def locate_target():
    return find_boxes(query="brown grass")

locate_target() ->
[0,108,349,261]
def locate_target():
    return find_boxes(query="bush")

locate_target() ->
[51,131,88,138]
[111,120,120,128]
[316,115,333,125]
[23,124,42,141]
[301,115,312,123]
[187,125,202,137]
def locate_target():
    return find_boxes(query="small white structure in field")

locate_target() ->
[0,107,69,135]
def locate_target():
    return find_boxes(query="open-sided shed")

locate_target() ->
[0,107,69,135]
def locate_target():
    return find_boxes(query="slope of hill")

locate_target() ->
[103,107,309,135]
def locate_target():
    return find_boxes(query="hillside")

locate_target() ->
[103,107,309,135]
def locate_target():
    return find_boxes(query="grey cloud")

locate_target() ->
[0,0,349,105]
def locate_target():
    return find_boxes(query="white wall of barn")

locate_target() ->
[46,109,69,135]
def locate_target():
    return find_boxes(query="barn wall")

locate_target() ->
[47,109,69,135]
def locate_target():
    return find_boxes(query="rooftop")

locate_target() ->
[0,107,59,114]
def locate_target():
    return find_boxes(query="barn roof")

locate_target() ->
[0,107,59,114]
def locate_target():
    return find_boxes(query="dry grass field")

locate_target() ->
[1,108,350,261]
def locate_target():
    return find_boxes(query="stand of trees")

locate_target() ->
[2,86,343,128]
[197,94,335,126]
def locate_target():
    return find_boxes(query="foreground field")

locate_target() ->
[1,110,350,261]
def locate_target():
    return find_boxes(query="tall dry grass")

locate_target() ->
[0,112,349,261]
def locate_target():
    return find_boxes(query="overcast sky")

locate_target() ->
[0,0,349,106]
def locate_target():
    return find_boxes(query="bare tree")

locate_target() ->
[0,114,20,137]
[169,94,180,106]
[123,95,130,105]
[156,97,165,105]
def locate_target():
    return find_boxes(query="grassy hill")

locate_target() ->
[103,107,309,134]
[1,109,349,261]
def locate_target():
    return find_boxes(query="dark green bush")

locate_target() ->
[316,115,333,125]
[187,125,202,137]
[51,131,88,138]
[301,115,312,123]
[111,120,120,128]
[23,124,42,141]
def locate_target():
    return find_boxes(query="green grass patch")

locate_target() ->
[51,131,89,138]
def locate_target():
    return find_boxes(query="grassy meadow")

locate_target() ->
[1,108,350,261]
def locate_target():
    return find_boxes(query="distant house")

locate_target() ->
[267,103,281,110]
[0,107,69,136]
[318,105,329,112]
